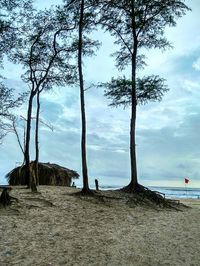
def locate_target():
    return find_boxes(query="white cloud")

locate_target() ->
[192,57,200,71]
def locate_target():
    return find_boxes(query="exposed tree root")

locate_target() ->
[74,188,95,197]
[121,183,186,210]
[72,189,121,204]
[0,187,18,207]
[0,188,12,206]
[69,184,188,210]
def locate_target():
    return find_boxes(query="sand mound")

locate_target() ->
[0,186,199,266]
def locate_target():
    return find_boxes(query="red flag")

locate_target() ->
[185,178,189,184]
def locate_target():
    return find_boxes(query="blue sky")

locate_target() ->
[0,0,200,188]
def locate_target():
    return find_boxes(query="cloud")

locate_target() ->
[192,57,200,71]
[136,109,200,184]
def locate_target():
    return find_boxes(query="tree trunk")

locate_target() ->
[123,53,138,192]
[35,90,40,186]
[78,0,91,193]
[24,90,37,192]
[30,162,37,192]
[123,3,138,192]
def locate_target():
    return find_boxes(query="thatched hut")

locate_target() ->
[6,162,79,186]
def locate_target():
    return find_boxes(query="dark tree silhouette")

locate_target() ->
[78,0,90,194]
[62,0,100,194]
[0,84,24,142]
[0,1,32,142]
[99,0,190,192]
[0,0,32,64]
[102,76,169,107]
[11,9,76,192]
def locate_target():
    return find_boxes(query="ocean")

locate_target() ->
[96,185,200,199]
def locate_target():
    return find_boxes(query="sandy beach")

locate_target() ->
[0,186,200,266]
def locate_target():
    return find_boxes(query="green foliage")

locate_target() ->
[103,75,169,107]
[63,0,101,58]
[0,0,33,64]
[11,8,77,92]
[136,76,168,104]
[0,79,25,141]
[99,0,190,70]
[0,83,23,116]
[0,0,33,142]
[99,0,190,107]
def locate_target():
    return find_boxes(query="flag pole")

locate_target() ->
[185,182,187,198]
[184,178,189,198]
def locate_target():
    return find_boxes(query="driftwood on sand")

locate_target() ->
[6,162,79,186]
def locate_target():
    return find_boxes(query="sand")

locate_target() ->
[0,186,200,266]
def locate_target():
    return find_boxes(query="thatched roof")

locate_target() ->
[6,162,79,186]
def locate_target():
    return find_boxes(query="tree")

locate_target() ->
[11,8,76,192]
[0,0,32,64]
[99,0,190,192]
[103,75,168,107]
[0,81,24,142]
[78,0,90,194]
[62,0,100,194]
[0,0,32,142]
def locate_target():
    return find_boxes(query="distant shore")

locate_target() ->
[179,198,200,208]
[0,186,200,266]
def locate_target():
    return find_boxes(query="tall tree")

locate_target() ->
[78,0,90,193]
[99,0,190,192]
[63,0,100,194]
[11,8,76,191]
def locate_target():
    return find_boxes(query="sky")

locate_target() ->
[0,0,200,188]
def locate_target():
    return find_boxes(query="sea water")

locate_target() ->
[98,185,200,199]
[149,186,200,199]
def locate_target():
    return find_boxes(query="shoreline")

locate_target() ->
[178,198,200,208]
